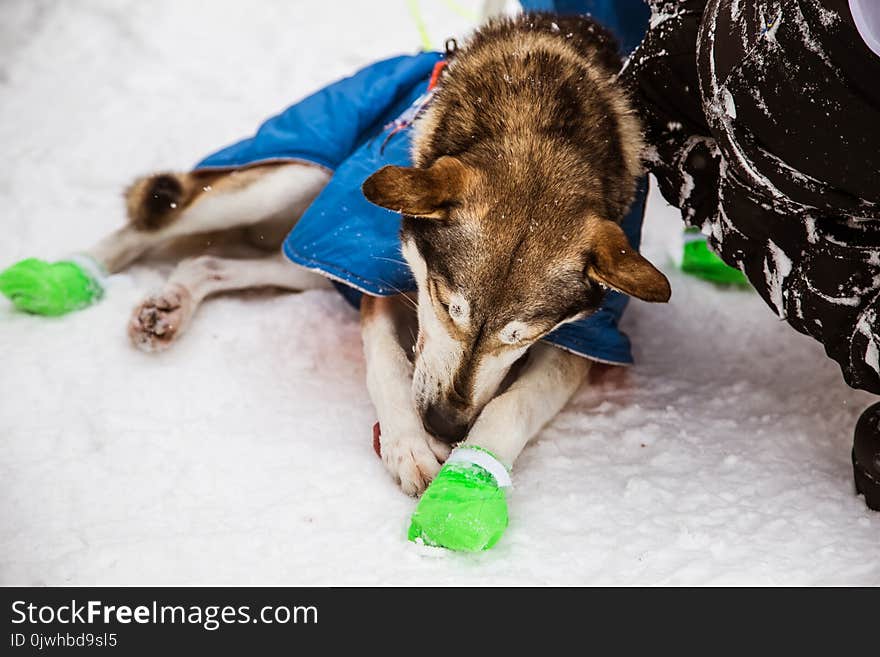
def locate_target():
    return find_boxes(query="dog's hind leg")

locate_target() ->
[89,162,331,274]
[0,162,330,316]
[462,343,591,467]
[128,252,330,352]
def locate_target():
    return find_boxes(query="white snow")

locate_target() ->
[1,0,879,586]
[804,215,819,244]
[763,8,783,43]
[791,3,836,70]
[649,6,680,30]
[764,239,793,318]
[856,312,880,377]
[866,336,880,377]
[722,88,737,119]
[816,4,840,28]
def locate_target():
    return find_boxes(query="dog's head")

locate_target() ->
[363,156,670,443]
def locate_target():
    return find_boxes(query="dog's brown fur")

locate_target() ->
[363,13,670,434]
[412,13,644,219]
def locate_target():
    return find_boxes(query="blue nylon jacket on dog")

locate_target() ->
[196,51,648,365]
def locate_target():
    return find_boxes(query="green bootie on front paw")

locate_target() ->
[408,446,511,552]
[0,257,105,316]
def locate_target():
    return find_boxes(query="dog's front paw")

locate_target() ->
[128,285,193,352]
[380,429,446,496]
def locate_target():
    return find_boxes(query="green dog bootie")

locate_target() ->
[408,446,511,552]
[0,256,105,316]
[679,228,750,287]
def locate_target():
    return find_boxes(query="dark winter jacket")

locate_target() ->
[622,0,880,393]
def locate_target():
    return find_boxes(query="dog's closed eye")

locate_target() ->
[430,278,470,327]
[499,321,528,345]
[446,293,470,327]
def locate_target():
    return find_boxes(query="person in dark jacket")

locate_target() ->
[525,0,880,509]
[619,0,880,508]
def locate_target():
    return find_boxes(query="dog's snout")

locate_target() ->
[422,404,469,444]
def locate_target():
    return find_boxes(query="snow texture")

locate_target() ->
[1,0,879,586]
[857,312,880,377]
[764,239,793,318]
[722,88,737,119]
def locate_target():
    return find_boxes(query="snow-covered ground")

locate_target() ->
[1,0,878,586]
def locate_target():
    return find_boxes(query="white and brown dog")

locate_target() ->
[76,14,670,495]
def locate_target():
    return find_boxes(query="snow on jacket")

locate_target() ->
[623,0,880,393]
[196,52,650,366]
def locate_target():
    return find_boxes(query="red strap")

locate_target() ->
[372,422,382,458]
[427,60,447,91]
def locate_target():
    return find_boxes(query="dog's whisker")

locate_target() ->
[373,256,410,267]
[374,277,418,311]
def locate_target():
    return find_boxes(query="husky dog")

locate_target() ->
[60,15,670,494]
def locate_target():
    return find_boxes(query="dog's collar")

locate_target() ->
[379,59,447,154]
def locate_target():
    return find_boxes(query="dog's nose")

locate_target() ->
[422,404,469,444]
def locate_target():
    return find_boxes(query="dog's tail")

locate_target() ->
[124,172,195,231]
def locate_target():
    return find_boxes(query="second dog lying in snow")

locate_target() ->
[0,14,670,497]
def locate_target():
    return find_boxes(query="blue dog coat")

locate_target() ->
[197,52,648,366]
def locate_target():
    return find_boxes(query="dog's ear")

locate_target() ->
[586,220,671,302]
[362,156,466,217]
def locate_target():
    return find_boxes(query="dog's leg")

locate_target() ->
[128,253,330,352]
[361,295,452,495]
[88,163,330,273]
[462,343,591,467]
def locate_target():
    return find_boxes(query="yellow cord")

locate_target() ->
[406,0,435,50]
[406,0,480,51]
